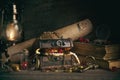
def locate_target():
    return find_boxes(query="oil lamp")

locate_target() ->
[5,4,22,43]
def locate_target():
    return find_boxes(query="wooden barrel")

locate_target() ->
[104,44,120,60]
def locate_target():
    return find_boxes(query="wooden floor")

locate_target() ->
[0,69,120,80]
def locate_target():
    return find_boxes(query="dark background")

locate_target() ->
[0,0,120,43]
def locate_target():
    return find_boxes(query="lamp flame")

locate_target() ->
[6,22,21,41]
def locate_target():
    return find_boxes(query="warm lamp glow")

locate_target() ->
[5,22,21,41]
